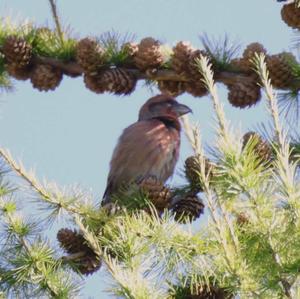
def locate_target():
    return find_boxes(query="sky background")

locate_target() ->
[0,1,295,298]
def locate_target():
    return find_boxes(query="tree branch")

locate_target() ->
[0,148,100,220]
[30,56,300,90]
[48,0,64,46]
[0,44,299,90]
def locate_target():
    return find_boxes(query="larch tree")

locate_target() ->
[1,1,300,298]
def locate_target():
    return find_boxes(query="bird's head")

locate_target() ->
[138,94,192,124]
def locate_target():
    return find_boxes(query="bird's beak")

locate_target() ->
[174,103,192,116]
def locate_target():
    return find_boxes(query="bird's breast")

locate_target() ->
[150,127,180,182]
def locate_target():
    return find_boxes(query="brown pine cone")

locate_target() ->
[121,42,138,58]
[139,177,172,212]
[236,212,250,226]
[281,2,300,29]
[84,73,107,94]
[172,194,204,223]
[57,228,101,275]
[184,81,208,97]
[242,131,273,162]
[2,36,32,67]
[101,68,137,95]
[240,42,267,72]
[181,283,232,299]
[57,228,87,253]
[134,37,164,71]
[227,78,261,108]
[75,38,106,75]
[157,80,185,96]
[30,64,63,91]
[84,68,137,95]
[121,42,139,68]
[6,63,31,81]
[185,156,214,192]
[171,41,195,76]
[266,52,296,89]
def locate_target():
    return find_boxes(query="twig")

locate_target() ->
[196,55,239,251]
[48,0,64,46]
[253,54,294,299]
[0,148,99,220]
[255,54,284,149]
[5,212,59,298]
[1,44,300,91]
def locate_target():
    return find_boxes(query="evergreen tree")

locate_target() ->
[1,1,300,298]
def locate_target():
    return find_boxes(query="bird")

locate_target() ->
[102,94,192,205]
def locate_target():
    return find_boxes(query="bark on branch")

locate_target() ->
[32,56,300,90]
[1,48,299,90]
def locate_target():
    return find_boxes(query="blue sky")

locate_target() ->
[0,1,293,298]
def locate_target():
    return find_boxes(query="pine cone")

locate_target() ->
[266,52,296,89]
[30,64,63,91]
[242,131,273,162]
[134,37,164,71]
[122,42,138,57]
[57,228,101,275]
[2,36,32,67]
[157,80,185,96]
[57,228,87,253]
[239,42,267,72]
[84,68,136,95]
[172,194,205,223]
[121,42,139,68]
[185,156,214,192]
[236,212,250,226]
[101,68,137,95]
[183,284,232,299]
[171,41,195,76]
[227,79,261,108]
[6,63,31,81]
[75,38,106,75]
[84,73,107,94]
[139,177,172,212]
[184,81,208,97]
[281,2,300,29]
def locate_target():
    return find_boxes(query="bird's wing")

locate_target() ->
[103,119,179,201]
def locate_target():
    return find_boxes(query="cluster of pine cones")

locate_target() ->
[75,37,210,97]
[229,42,297,108]
[137,176,205,223]
[57,177,205,275]
[1,33,298,107]
[2,36,63,91]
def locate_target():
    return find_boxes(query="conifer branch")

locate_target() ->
[0,148,100,221]
[195,55,239,252]
[182,117,239,279]
[3,212,63,297]
[254,54,284,149]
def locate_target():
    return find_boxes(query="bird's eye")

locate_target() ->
[164,100,174,107]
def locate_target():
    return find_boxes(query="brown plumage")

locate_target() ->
[102,94,192,204]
